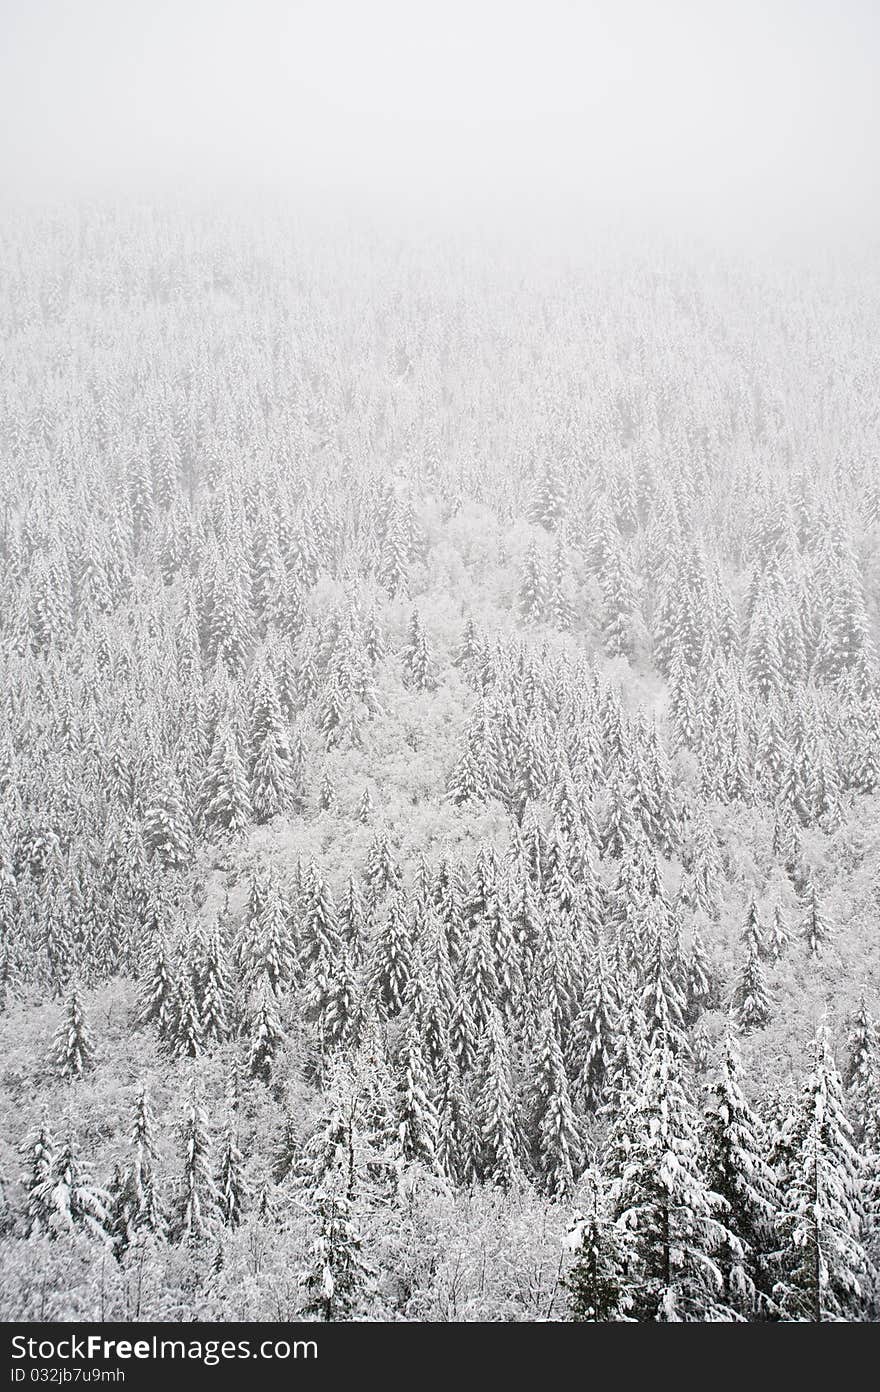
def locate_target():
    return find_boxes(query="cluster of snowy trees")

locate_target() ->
[0,202,879,1320]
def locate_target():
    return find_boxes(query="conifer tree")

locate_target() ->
[195,927,232,1045]
[610,1033,740,1321]
[364,831,402,904]
[702,1028,780,1315]
[532,1009,582,1198]
[318,766,338,814]
[138,940,180,1044]
[800,886,831,957]
[173,1083,220,1244]
[774,1025,873,1321]
[396,1005,439,1169]
[216,1119,249,1228]
[768,902,790,963]
[20,1114,57,1236]
[685,919,718,1022]
[248,985,284,1082]
[173,977,204,1059]
[55,984,95,1080]
[356,785,373,824]
[474,1006,521,1188]
[199,720,252,836]
[435,1045,477,1188]
[341,874,368,967]
[564,1168,633,1321]
[128,1082,165,1238]
[370,891,413,1018]
[403,609,433,691]
[300,864,343,972]
[844,998,879,1142]
[32,1129,110,1242]
[570,946,618,1113]
[733,939,773,1033]
[519,539,548,622]
[143,765,193,869]
[741,900,765,959]
[299,1191,374,1321]
[250,700,294,823]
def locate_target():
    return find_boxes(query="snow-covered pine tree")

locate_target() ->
[702,1027,780,1315]
[32,1127,110,1241]
[396,1002,439,1170]
[474,1005,522,1188]
[774,1024,873,1321]
[768,902,790,963]
[844,997,879,1143]
[299,1189,374,1321]
[19,1113,57,1236]
[532,1008,582,1198]
[128,1081,165,1238]
[519,538,548,622]
[564,1167,633,1321]
[403,609,433,691]
[248,985,284,1082]
[216,1116,249,1228]
[609,1029,741,1321]
[172,1082,220,1244]
[198,719,252,836]
[54,983,95,1080]
[800,885,831,957]
[136,933,179,1043]
[733,938,773,1033]
[143,764,193,868]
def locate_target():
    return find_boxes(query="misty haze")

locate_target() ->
[0,0,879,1330]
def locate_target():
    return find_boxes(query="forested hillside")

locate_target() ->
[0,202,879,1321]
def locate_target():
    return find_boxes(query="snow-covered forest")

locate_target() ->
[0,198,879,1324]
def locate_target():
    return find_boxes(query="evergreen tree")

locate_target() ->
[474,1006,521,1188]
[32,1130,110,1241]
[172,977,204,1059]
[800,886,831,957]
[356,785,373,824]
[194,928,232,1045]
[370,891,413,1018]
[127,1082,165,1238]
[520,539,548,622]
[844,998,879,1142]
[610,1034,740,1321]
[532,1009,582,1198]
[299,1191,374,1321]
[570,946,618,1113]
[403,609,433,691]
[248,986,284,1082]
[396,1005,439,1169]
[250,700,294,823]
[137,934,179,1041]
[685,920,718,1022]
[733,939,773,1033]
[435,1045,477,1188]
[774,1025,873,1321]
[702,1028,780,1315]
[54,984,95,1080]
[564,1168,633,1321]
[199,720,252,836]
[216,1119,249,1228]
[143,765,193,869]
[173,1083,220,1243]
[768,903,790,963]
[19,1114,57,1236]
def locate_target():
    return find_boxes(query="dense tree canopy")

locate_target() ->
[0,202,879,1321]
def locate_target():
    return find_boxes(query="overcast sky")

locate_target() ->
[1,0,878,225]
